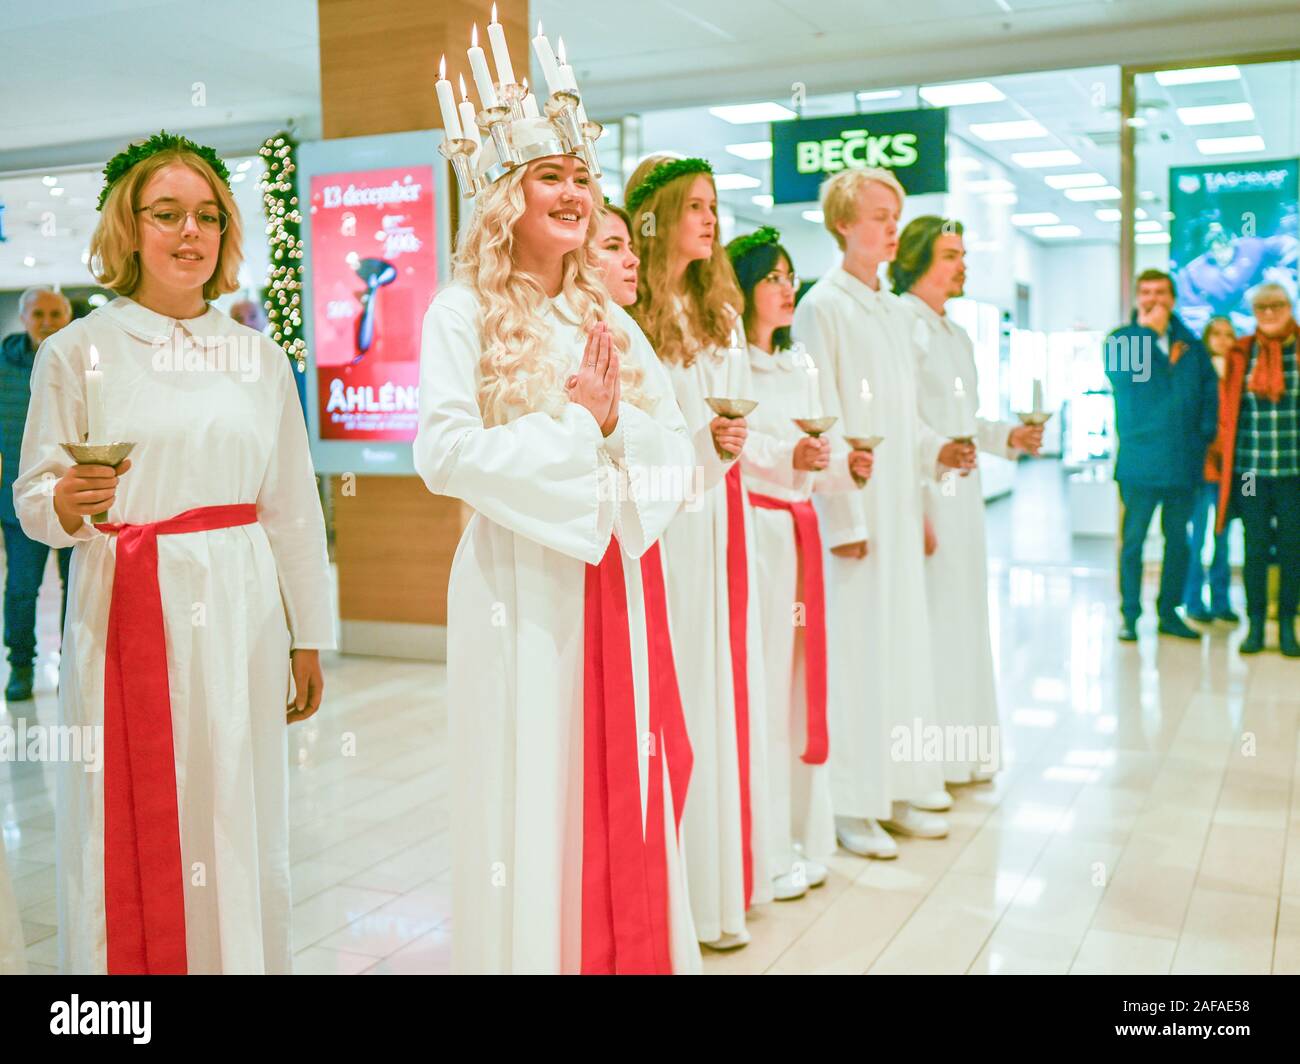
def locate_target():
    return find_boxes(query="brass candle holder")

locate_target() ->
[61,441,135,524]
[705,397,757,461]
[791,415,837,437]
[1016,410,1052,427]
[844,434,883,487]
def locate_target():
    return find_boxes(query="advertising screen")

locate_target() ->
[298,130,452,475]
[1169,158,1299,334]
[309,164,436,441]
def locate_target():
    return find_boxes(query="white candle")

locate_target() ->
[468,24,499,110]
[556,37,578,92]
[532,22,563,96]
[458,76,481,150]
[953,375,973,435]
[486,4,516,86]
[435,56,463,141]
[521,78,540,118]
[806,356,823,418]
[1032,377,1044,413]
[86,345,106,443]
[859,377,873,436]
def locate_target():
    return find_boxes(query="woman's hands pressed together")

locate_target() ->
[567,321,620,436]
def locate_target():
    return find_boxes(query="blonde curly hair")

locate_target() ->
[453,163,651,427]
[624,153,742,368]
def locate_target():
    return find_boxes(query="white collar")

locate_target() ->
[100,295,236,344]
[829,264,886,316]
[748,342,798,373]
[901,291,956,332]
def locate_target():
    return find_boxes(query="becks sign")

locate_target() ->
[772,107,949,204]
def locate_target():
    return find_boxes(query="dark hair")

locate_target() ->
[599,202,633,241]
[1136,268,1175,297]
[889,215,963,294]
[729,239,794,351]
[1201,314,1235,346]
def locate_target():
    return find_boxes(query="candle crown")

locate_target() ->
[437,19,603,199]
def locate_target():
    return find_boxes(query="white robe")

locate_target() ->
[414,285,700,974]
[792,266,947,818]
[905,293,1015,782]
[742,343,857,874]
[0,841,25,973]
[14,296,335,974]
[658,339,784,942]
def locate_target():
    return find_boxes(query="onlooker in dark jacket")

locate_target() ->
[1104,268,1219,642]
[1213,283,1300,656]
[2,286,73,701]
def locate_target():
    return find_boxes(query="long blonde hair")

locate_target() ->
[453,163,650,426]
[90,147,243,302]
[624,154,742,367]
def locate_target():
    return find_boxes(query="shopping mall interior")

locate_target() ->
[1,0,1299,980]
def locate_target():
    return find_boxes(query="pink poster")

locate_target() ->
[309,164,437,440]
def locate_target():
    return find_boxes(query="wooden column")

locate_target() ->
[316,0,530,659]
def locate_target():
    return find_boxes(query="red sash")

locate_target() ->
[94,503,260,975]
[724,464,754,907]
[746,491,829,765]
[581,540,692,975]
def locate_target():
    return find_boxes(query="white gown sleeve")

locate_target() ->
[740,428,811,494]
[13,338,99,549]
[413,294,615,566]
[793,295,868,546]
[605,319,694,558]
[976,416,1018,460]
[257,346,336,651]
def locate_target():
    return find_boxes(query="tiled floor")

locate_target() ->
[2,461,1297,974]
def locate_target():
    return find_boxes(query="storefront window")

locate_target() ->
[633,68,1122,474]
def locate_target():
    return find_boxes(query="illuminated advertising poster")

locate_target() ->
[309,164,437,440]
[1169,158,1299,334]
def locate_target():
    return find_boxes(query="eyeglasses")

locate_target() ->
[761,271,799,289]
[135,203,229,234]
[1253,301,1291,313]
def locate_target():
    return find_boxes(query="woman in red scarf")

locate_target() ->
[1213,283,1300,656]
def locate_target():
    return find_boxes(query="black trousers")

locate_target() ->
[1236,474,1300,623]
[1118,483,1196,624]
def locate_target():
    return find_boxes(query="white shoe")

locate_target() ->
[701,928,751,951]
[772,869,809,901]
[911,789,953,812]
[881,807,949,839]
[794,857,828,888]
[835,816,899,859]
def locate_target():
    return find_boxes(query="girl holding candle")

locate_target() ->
[893,215,1041,784]
[13,132,333,974]
[727,227,874,900]
[417,55,699,972]
[626,154,793,948]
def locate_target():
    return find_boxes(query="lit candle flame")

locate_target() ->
[536,19,544,36]
[459,74,469,101]
[89,345,99,370]
[557,36,567,65]
[491,2,498,25]
[439,54,446,81]
[471,23,478,48]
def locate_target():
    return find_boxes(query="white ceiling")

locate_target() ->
[1,0,1297,288]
